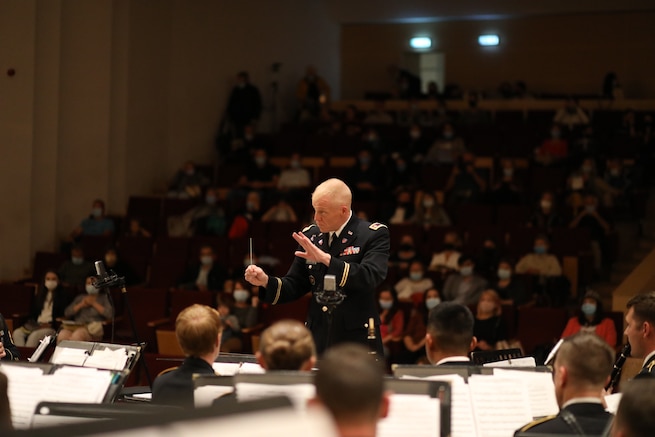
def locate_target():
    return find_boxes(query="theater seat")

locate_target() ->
[516,307,568,359]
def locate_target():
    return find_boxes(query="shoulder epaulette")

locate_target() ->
[369,222,387,231]
[302,224,316,233]
[518,415,557,432]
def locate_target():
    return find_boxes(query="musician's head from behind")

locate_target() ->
[612,377,655,437]
[552,333,614,407]
[175,304,222,364]
[425,302,476,364]
[625,291,655,359]
[311,178,352,233]
[256,319,316,371]
[312,343,389,434]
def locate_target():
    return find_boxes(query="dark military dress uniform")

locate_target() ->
[152,356,215,407]
[637,352,655,377]
[0,313,19,361]
[514,402,611,435]
[259,215,390,355]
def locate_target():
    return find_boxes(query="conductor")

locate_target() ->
[245,178,390,354]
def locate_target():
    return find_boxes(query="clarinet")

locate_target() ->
[606,343,631,391]
[367,317,377,357]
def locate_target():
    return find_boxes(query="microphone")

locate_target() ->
[315,274,346,307]
[93,260,125,289]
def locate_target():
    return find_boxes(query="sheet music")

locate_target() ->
[50,347,88,366]
[420,374,479,437]
[483,357,536,368]
[468,375,533,437]
[238,362,265,374]
[378,394,439,437]
[194,385,235,407]
[1,365,48,429]
[492,369,559,418]
[235,382,315,412]
[212,362,265,375]
[28,336,52,363]
[604,393,622,414]
[84,347,128,370]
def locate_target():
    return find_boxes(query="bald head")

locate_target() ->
[311,179,352,233]
[312,178,352,208]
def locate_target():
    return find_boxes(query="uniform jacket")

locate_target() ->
[638,353,655,377]
[515,402,611,435]
[260,215,390,354]
[0,314,19,361]
[151,356,215,407]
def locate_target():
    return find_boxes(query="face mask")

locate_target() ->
[503,168,514,178]
[540,200,552,210]
[423,199,435,208]
[534,246,547,255]
[478,301,495,314]
[185,169,195,176]
[367,135,377,143]
[460,266,473,276]
[359,156,371,166]
[399,244,414,251]
[200,256,213,266]
[290,159,301,169]
[246,201,257,211]
[206,195,217,205]
[581,303,597,316]
[410,131,421,140]
[571,177,585,190]
[92,208,103,218]
[45,280,58,291]
[379,300,393,310]
[254,156,266,167]
[443,132,454,140]
[409,272,423,281]
[86,284,99,295]
[396,163,406,172]
[426,297,441,310]
[497,268,511,280]
[443,243,455,251]
[234,289,249,302]
[585,205,596,213]
[582,165,593,174]
[610,169,620,177]
[72,256,84,265]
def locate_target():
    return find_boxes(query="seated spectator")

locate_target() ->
[296,65,330,120]
[395,99,421,127]
[14,270,72,347]
[603,158,631,198]
[277,153,311,194]
[394,261,433,302]
[152,304,222,407]
[70,199,115,239]
[612,378,655,437]
[490,158,523,204]
[473,290,508,351]
[424,122,467,165]
[177,245,227,292]
[311,344,388,437]
[388,234,420,271]
[420,99,451,127]
[401,287,441,364]
[566,158,619,210]
[261,195,298,223]
[387,190,415,225]
[227,190,263,239]
[0,314,19,361]
[560,290,616,348]
[459,91,491,126]
[377,287,404,359]
[57,246,94,290]
[534,123,568,166]
[231,281,259,331]
[167,161,208,199]
[238,147,280,191]
[475,237,502,281]
[103,247,140,286]
[256,319,316,371]
[124,218,152,238]
[342,104,362,136]
[445,152,486,204]
[57,276,113,343]
[216,294,241,353]
[425,302,476,365]
[492,260,530,307]
[423,81,441,100]
[442,255,488,305]
[553,97,590,132]
[404,123,431,162]
[347,149,383,201]
[429,231,462,273]
[386,155,418,193]
[570,125,598,161]
[167,187,228,237]
[569,193,611,272]
[527,191,565,232]
[363,100,394,125]
[515,235,562,277]
[411,191,451,228]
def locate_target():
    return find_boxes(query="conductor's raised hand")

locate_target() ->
[293,232,330,266]
[244,264,268,287]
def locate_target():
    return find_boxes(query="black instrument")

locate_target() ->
[606,343,631,391]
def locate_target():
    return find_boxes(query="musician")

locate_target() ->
[256,319,316,371]
[611,378,655,437]
[311,343,389,437]
[245,178,390,355]
[0,314,19,361]
[624,292,655,376]
[425,302,476,365]
[515,333,614,435]
[151,304,222,407]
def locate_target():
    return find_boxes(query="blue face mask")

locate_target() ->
[581,303,597,316]
[72,256,84,266]
[379,300,393,310]
[534,246,547,255]
[409,272,423,281]
[425,297,441,310]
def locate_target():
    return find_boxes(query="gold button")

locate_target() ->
[322,306,328,312]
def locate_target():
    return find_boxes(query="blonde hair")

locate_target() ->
[259,320,316,370]
[175,304,222,357]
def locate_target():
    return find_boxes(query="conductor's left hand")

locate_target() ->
[293,232,331,266]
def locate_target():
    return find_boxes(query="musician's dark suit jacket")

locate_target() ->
[260,215,390,355]
[151,356,215,407]
[514,402,611,435]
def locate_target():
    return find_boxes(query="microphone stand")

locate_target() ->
[314,274,346,350]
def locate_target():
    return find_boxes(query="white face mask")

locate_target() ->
[86,284,99,295]
[45,280,58,291]
[234,289,249,302]
[200,256,213,266]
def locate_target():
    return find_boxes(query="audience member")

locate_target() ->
[401,288,441,364]
[167,187,228,237]
[312,343,388,437]
[428,231,462,273]
[342,104,362,136]
[424,122,467,165]
[388,234,420,271]
[475,237,502,281]
[297,65,330,120]
[152,304,222,407]
[363,100,394,125]
[423,81,441,100]
[567,158,619,209]
[57,245,94,290]
[347,149,383,201]
[411,191,451,228]
[425,302,476,365]
[624,292,655,376]
[442,255,488,305]
[226,71,262,138]
[58,276,113,343]
[473,290,508,351]
[376,287,404,359]
[238,148,280,192]
[389,64,421,99]
[386,155,418,193]
[70,199,115,240]
[124,218,152,238]
[261,195,298,223]
[490,158,523,204]
[394,261,434,302]
[603,158,631,207]
[527,191,565,232]
[492,260,530,307]
[404,123,431,162]
[515,333,614,435]
[515,235,562,277]
[227,191,263,239]
[569,193,611,273]
[256,319,316,371]
[277,153,311,194]
[216,294,241,353]
[445,152,487,204]
[167,161,208,199]
[535,123,568,166]
[553,97,590,131]
[103,247,140,286]
[611,378,655,437]
[560,290,617,348]
[0,314,19,361]
[177,245,227,292]
[387,190,415,225]
[231,280,259,331]
[13,270,72,347]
